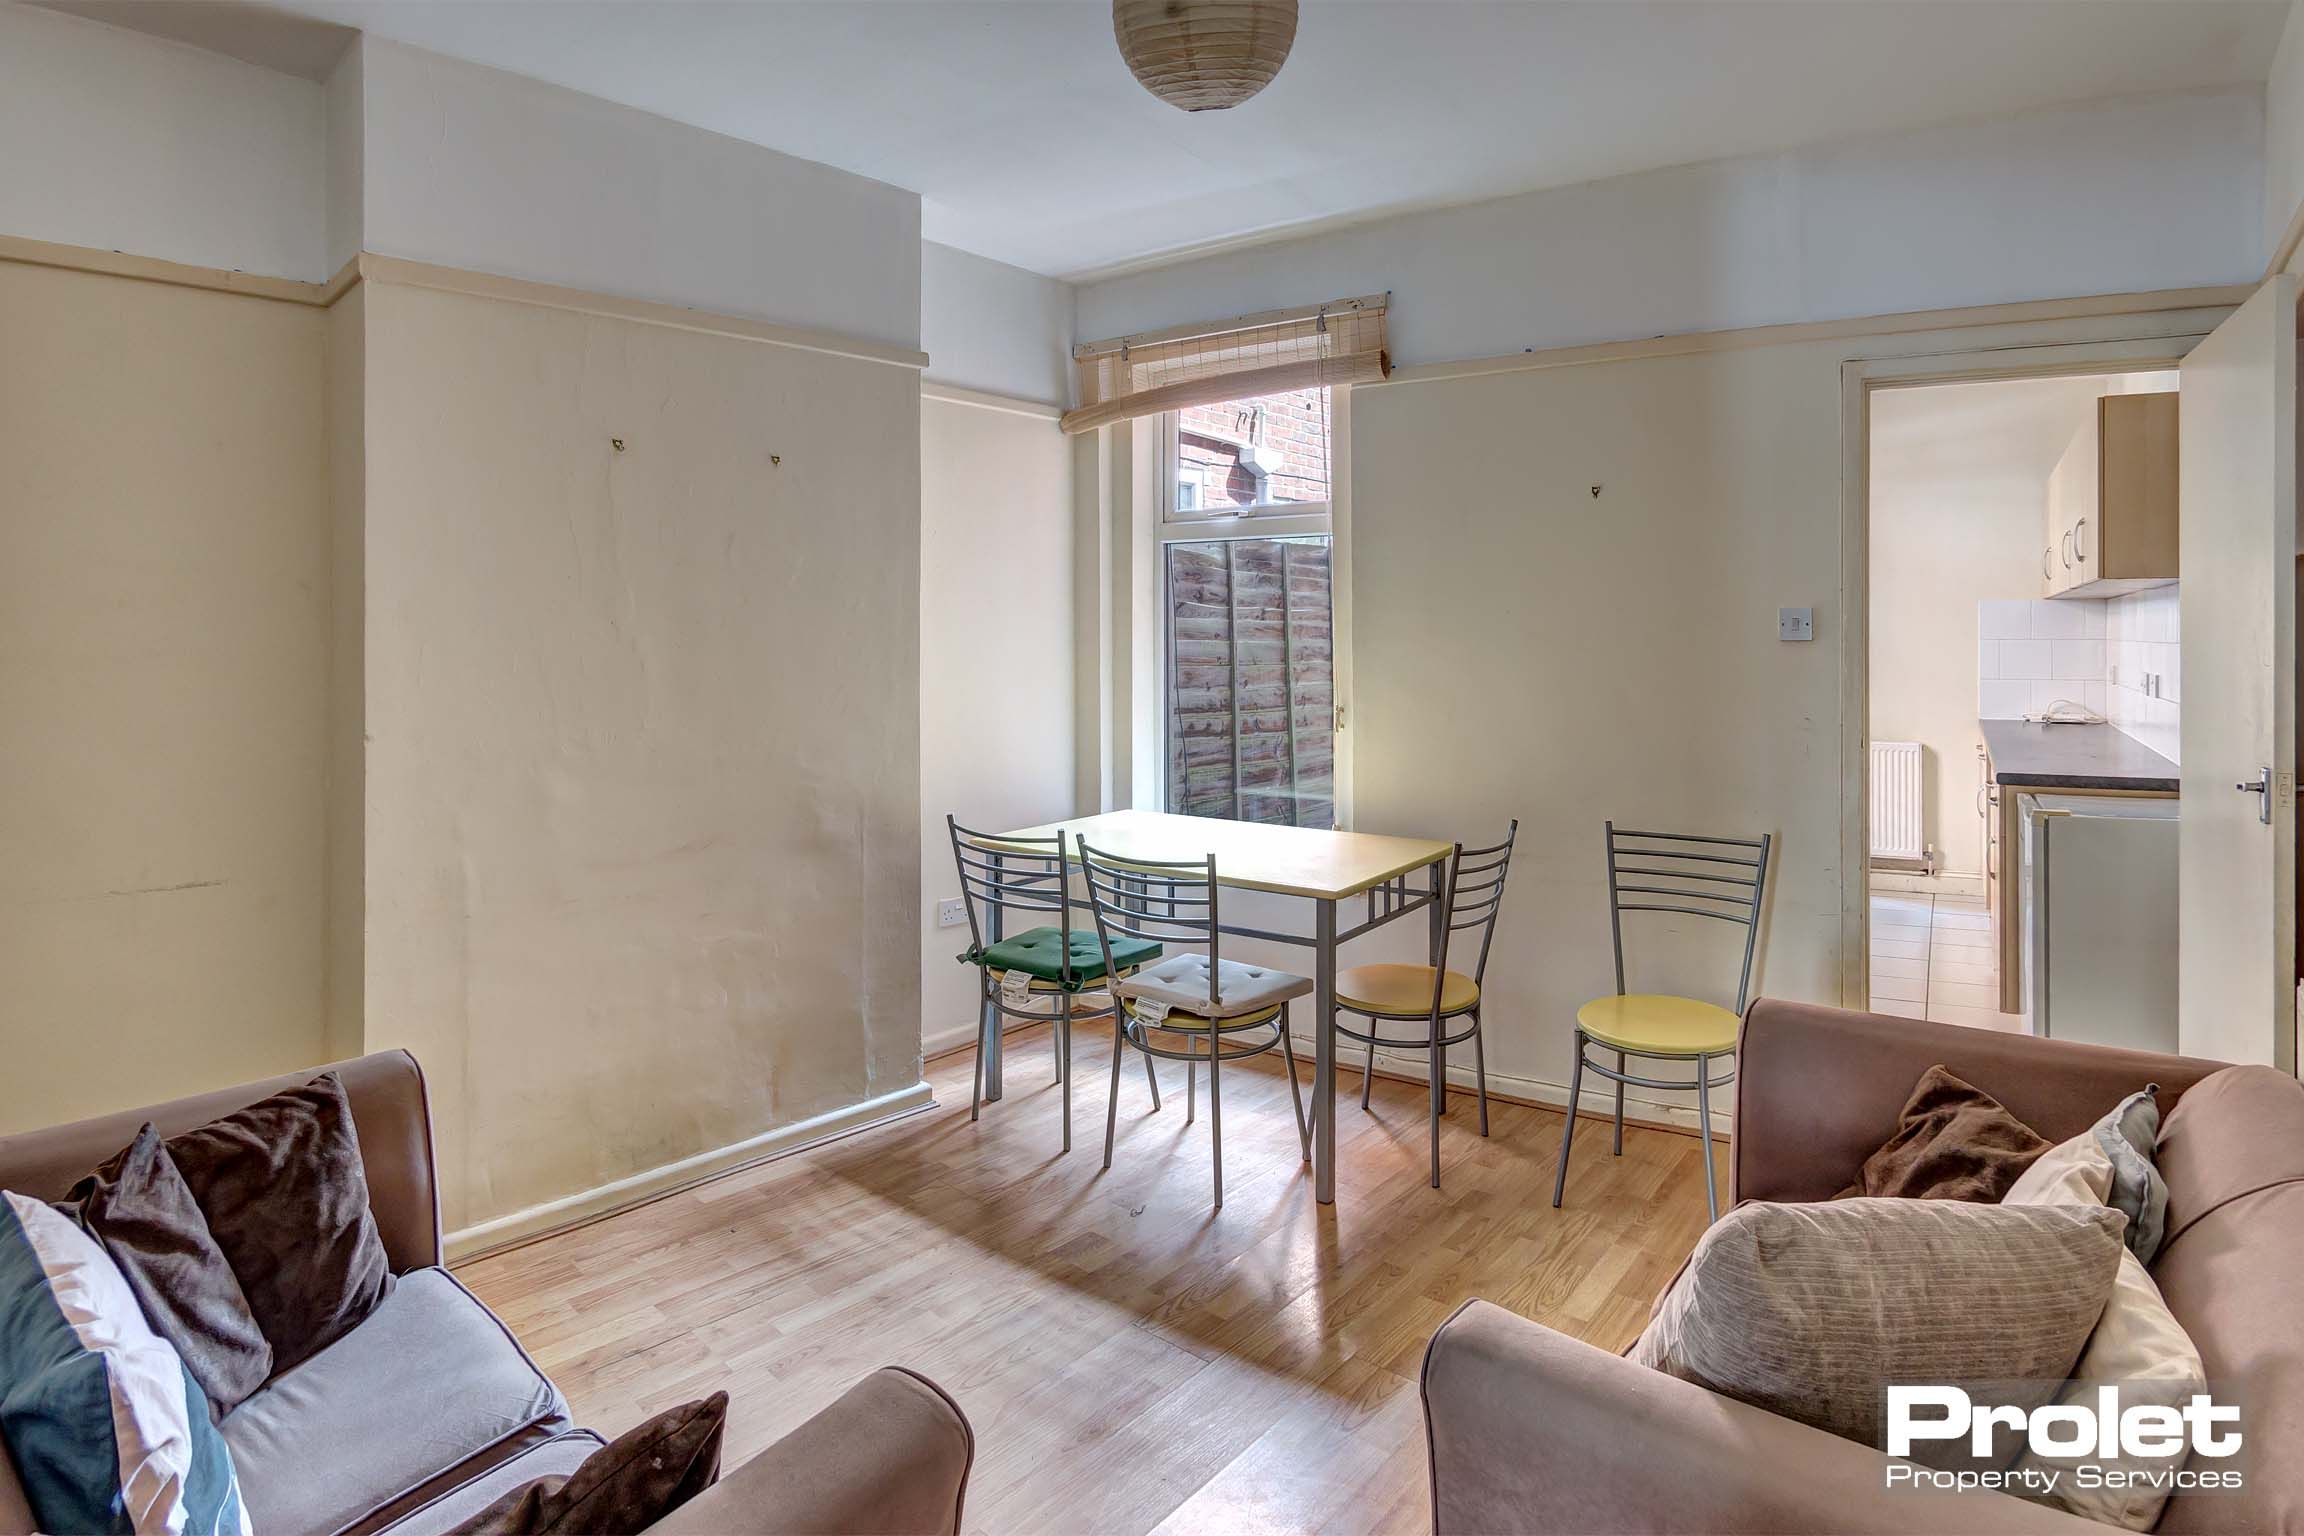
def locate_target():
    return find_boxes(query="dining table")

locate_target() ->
[985,808,1457,1204]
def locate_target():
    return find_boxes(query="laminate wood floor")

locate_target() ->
[459,1024,1720,1535]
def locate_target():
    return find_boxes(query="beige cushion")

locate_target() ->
[1629,1198,2125,1470]
[1115,953,1313,1020]
[2003,1128,2205,1530]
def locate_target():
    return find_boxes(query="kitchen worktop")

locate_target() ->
[1979,719,2180,793]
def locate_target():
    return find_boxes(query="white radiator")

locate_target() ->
[1869,741,1926,863]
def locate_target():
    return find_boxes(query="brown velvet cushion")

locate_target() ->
[167,1071,391,1372]
[450,1393,727,1536]
[63,1123,273,1414]
[1834,1063,2051,1202]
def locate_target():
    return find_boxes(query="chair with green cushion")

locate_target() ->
[949,816,1163,1152]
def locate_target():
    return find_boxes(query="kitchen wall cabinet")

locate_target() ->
[2043,392,2178,599]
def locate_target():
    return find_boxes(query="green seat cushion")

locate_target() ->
[964,927,1161,988]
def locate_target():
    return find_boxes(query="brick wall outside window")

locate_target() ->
[1175,388,1330,511]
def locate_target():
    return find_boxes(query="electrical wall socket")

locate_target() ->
[936,897,967,928]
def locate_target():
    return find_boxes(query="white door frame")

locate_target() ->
[1836,317,2236,1012]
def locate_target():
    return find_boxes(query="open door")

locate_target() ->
[2178,274,2299,1069]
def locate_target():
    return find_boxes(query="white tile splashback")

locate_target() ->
[2106,586,2181,763]
[1975,590,2179,763]
[1978,599,2106,720]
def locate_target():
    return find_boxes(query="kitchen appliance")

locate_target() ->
[2018,792,2178,1052]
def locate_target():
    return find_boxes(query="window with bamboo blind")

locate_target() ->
[1061,294,1386,435]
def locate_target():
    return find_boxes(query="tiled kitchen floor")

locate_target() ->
[1867,890,2027,1033]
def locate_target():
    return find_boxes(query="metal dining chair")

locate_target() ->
[1552,821,1771,1222]
[948,816,1163,1153]
[1331,820,1519,1189]
[1076,836,1313,1209]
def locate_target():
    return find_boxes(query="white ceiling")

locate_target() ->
[77,0,2295,281]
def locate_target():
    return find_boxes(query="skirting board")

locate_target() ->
[1309,1035,1730,1141]
[1868,871,1987,899]
[445,1080,936,1264]
[923,1013,1071,1060]
[929,1015,1726,1141]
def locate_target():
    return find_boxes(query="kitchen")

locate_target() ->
[1868,370,2182,1051]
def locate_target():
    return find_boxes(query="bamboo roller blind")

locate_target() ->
[1061,293,1388,435]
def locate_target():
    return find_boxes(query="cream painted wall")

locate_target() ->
[919,390,1076,1054]
[323,284,367,1064]
[1867,373,2149,876]
[0,3,328,280]
[0,260,331,1130]
[1337,306,2226,1127]
[355,277,923,1231]
[1350,351,1837,1122]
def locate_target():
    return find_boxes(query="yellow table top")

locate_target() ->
[989,809,1452,901]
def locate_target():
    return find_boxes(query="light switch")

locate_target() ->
[1779,607,1815,642]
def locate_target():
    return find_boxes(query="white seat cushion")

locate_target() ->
[1115,953,1313,1019]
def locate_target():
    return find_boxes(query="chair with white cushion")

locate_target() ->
[1552,821,1772,1223]
[1077,836,1313,1209]
[1332,820,1518,1189]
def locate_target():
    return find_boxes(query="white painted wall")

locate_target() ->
[0,2,327,279]
[324,37,365,275]
[919,391,1076,1056]
[2269,2,2304,263]
[1078,88,2264,369]
[354,37,921,348]
[922,242,1074,407]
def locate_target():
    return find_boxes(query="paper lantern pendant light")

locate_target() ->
[1113,0,1299,112]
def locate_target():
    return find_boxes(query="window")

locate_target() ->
[1159,386,1335,827]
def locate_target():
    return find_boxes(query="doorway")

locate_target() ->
[1863,366,2183,1040]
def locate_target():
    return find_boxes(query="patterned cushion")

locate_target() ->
[969,927,1160,988]
[1629,1197,2124,1470]
[0,1191,250,1535]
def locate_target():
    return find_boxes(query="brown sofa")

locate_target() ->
[0,1052,974,1536]
[1424,999,2302,1534]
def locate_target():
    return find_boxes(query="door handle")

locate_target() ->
[2074,517,2089,564]
[2238,766,2273,825]
[2061,530,2073,568]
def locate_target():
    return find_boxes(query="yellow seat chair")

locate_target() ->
[1332,822,1518,1190]
[1553,822,1772,1222]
